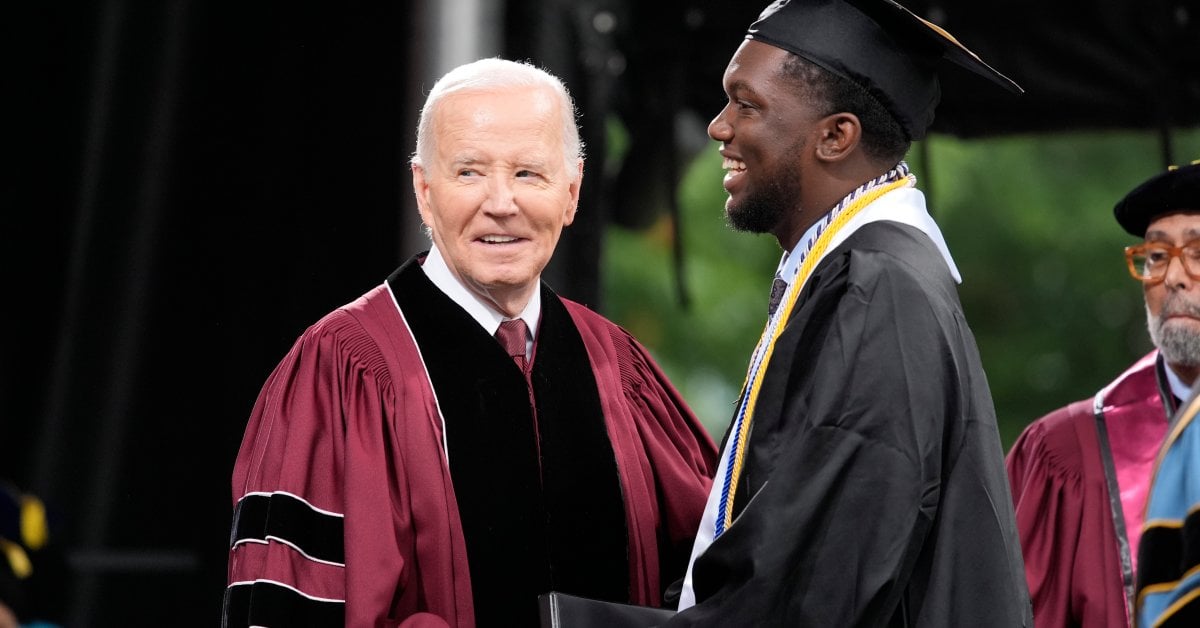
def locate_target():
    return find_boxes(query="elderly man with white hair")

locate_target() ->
[222,58,716,627]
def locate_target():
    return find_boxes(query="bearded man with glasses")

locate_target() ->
[1006,161,1200,628]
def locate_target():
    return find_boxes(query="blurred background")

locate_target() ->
[3,0,1199,624]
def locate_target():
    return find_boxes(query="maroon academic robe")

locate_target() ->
[224,261,716,627]
[1006,351,1173,628]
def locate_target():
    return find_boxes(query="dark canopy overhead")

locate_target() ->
[904,0,1200,137]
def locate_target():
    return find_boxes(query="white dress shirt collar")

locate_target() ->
[419,244,541,341]
[1163,359,1194,403]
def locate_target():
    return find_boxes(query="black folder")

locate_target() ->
[538,591,676,627]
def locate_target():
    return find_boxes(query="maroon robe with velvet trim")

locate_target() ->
[1006,351,1174,628]
[224,259,717,627]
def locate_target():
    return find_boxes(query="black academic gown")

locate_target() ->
[677,222,1032,626]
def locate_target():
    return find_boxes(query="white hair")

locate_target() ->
[410,58,584,178]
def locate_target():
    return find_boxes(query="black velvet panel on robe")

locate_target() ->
[388,260,628,626]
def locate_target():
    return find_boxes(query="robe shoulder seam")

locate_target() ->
[306,307,396,394]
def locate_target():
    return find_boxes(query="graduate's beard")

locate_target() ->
[725,138,807,235]
[725,180,793,234]
[1148,297,1200,367]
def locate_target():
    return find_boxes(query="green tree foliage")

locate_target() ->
[602,127,1200,447]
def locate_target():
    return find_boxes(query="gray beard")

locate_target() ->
[1147,302,1200,367]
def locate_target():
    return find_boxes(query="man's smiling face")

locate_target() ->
[412,86,581,315]
[708,39,824,239]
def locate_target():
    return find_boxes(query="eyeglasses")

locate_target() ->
[1124,239,1200,283]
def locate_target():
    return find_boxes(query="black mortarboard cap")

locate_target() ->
[746,0,1022,140]
[1113,162,1200,236]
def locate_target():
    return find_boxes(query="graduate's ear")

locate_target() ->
[411,164,434,227]
[814,112,862,163]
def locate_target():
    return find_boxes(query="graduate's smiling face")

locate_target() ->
[1143,211,1200,378]
[413,87,581,316]
[708,39,823,240]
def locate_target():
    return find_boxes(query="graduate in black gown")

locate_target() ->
[672,1,1033,625]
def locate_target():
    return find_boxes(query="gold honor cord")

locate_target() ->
[721,175,914,532]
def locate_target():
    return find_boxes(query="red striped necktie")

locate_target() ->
[496,319,529,372]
